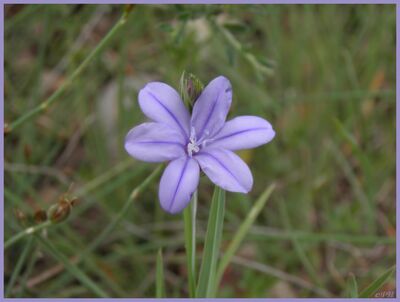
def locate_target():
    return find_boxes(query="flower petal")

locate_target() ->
[195,148,253,193]
[138,82,191,138]
[191,76,232,140]
[208,116,275,150]
[125,122,186,162]
[159,157,200,214]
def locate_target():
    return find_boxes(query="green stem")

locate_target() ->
[183,190,197,297]
[279,197,322,288]
[214,184,275,293]
[17,245,39,296]
[5,165,162,297]
[85,165,163,254]
[35,235,109,298]
[210,19,273,80]
[7,6,133,132]
[4,160,138,251]
[191,191,197,270]
[5,236,34,297]
[4,220,52,250]
[196,187,225,298]
[156,249,166,298]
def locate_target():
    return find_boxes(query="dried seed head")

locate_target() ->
[47,200,71,223]
[34,209,48,223]
[4,123,10,135]
[14,208,27,225]
[69,197,78,207]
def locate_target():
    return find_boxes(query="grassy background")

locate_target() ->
[4,4,396,298]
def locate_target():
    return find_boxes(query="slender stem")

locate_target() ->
[156,249,166,298]
[6,166,162,297]
[16,245,39,296]
[85,165,163,254]
[74,159,134,198]
[214,184,275,294]
[196,187,225,298]
[191,190,197,275]
[35,235,109,298]
[279,197,322,288]
[5,165,161,293]
[64,165,162,295]
[5,236,34,297]
[7,164,159,246]
[231,255,332,297]
[7,6,133,132]
[210,19,273,80]
[183,190,197,297]
[4,159,137,251]
[4,220,52,250]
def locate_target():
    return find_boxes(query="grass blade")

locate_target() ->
[359,266,395,298]
[7,6,134,132]
[35,235,109,298]
[346,273,358,298]
[328,141,376,233]
[5,236,34,297]
[86,165,163,253]
[231,255,331,297]
[5,220,52,250]
[196,186,225,298]
[279,196,322,288]
[183,190,197,297]
[156,249,166,298]
[214,184,275,293]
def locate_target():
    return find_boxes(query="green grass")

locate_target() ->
[4,4,396,298]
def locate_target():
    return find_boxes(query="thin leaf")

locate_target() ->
[36,236,109,298]
[279,197,322,288]
[328,141,376,233]
[231,255,331,297]
[183,190,197,297]
[8,5,135,132]
[359,266,395,298]
[86,165,163,253]
[214,184,275,293]
[196,186,225,298]
[5,236,34,297]
[346,273,358,298]
[5,220,52,250]
[211,19,274,81]
[156,249,166,298]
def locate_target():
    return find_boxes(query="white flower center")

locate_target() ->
[187,127,200,157]
[187,139,200,157]
[187,127,214,157]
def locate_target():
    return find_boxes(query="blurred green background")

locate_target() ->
[4,4,396,298]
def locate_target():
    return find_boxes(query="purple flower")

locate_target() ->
[125,76,275,214]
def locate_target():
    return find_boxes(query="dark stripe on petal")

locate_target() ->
[214,127,270,142]
[197,90,222,139]
[198,151,245,191]
[168,157,189,212]
[147,91,188,137]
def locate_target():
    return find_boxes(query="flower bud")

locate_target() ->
[179,71,204,111]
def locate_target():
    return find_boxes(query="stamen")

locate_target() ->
[187,141,200,157]
[190,127,197,141]
[187,127,200,157]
